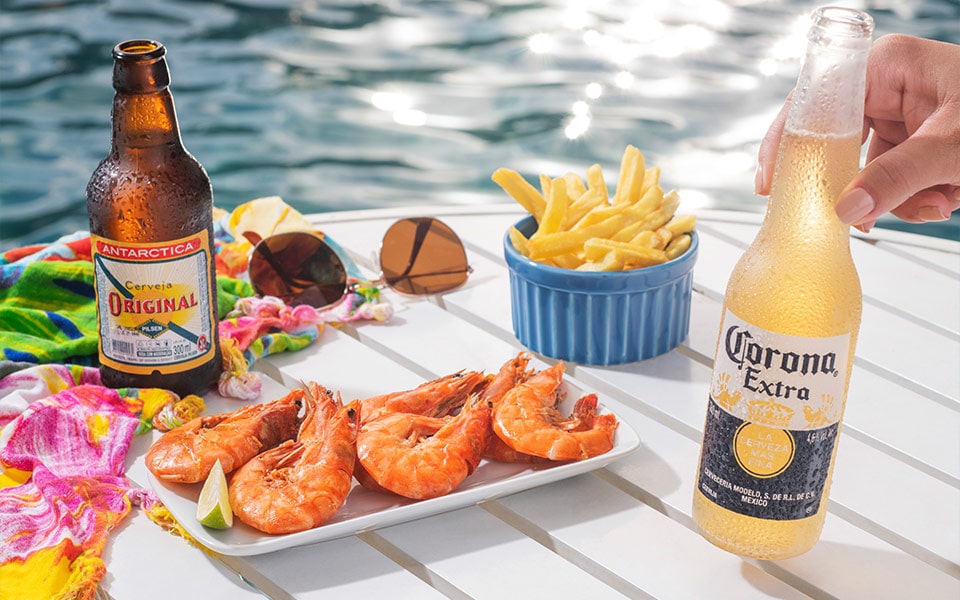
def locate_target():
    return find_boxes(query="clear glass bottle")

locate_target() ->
[86,40,221,397]
[692,6,873,559]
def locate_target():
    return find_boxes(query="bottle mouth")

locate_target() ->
[113,40,166,62]
[810,6,875,39]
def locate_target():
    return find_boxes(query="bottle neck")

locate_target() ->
[785,7,873,138]
[110,91,181,149]
[763,7,873,242]
[110,40,183,150]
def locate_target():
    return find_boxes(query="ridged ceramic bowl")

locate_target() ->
[504,215,698,366]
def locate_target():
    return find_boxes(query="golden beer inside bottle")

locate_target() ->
[693,126,864,560]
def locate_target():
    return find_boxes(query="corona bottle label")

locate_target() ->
[697,309,851,520]
[91,232,216,375]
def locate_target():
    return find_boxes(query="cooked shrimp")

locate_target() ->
[478,353,548,464]
[145,392,302,483]
[492,361,618,461]
[359,369,488,425]
[356,395,491,500]
[229,383,359,534]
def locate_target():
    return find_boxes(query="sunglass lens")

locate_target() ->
[248,232,348,307]
[380,217,469,295]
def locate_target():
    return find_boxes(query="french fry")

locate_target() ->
[581,240,610,262]
[610,185,664,241]
[546,253,584,270]
[628,229,659,248]
[665,234,692,260]
[539,174,552,201]
[561,187,606,230]
[624,254,668,269]
[585,163,608,203]
[492,169,546,222]
[633,190,681,232]
[576,261,606,272]
[633,181,665,215]
[655,226,674,247]
[612,219,648,243]
[529,210,636,259]
[664,214,697,236]
[535,178,569,237]
[578,250,625,272]
[613,145,645,205]
[571,202,631,231]
[583,238,668,265]
[508,226,530,257]
[562,172,586,198]
[640,166,660,198]
[661,189,681,214]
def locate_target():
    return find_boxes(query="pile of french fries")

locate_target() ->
[493,145,696,271]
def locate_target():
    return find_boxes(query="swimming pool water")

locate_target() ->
[1,0,958,249]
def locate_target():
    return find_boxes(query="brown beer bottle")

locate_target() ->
[86,40,222,397]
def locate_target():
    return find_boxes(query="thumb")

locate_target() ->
[835,131,960,226]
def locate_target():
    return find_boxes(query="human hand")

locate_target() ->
[755,34,960,232]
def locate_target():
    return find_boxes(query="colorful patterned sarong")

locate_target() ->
[0,381,188,600]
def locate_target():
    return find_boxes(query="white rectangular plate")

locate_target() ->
[147,399,640,556]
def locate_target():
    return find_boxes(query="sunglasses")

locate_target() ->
[244,217,471,308]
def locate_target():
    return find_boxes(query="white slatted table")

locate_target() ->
[105,205,959,600]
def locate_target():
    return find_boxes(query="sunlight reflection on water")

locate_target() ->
[1,0,958,248]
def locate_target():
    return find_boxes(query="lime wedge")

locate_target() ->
[196,459,233,529]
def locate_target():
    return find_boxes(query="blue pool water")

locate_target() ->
[1,0,958,250]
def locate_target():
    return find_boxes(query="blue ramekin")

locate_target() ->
[503,215,698,366]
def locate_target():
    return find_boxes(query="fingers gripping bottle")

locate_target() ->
[86,40,222,397]
[692,7,872,559]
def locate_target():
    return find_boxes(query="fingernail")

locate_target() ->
[754,165,764,195]
[918,205,949,222]
[836,188,875,224]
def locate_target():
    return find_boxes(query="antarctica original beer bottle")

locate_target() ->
[86,40,221,397]
[692,7,872,559]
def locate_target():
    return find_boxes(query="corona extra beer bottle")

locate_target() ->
[692,7,872,559]
[86,40,222,397]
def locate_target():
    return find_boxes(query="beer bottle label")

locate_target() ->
[91,232,217,375]
[697,309,850,521]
